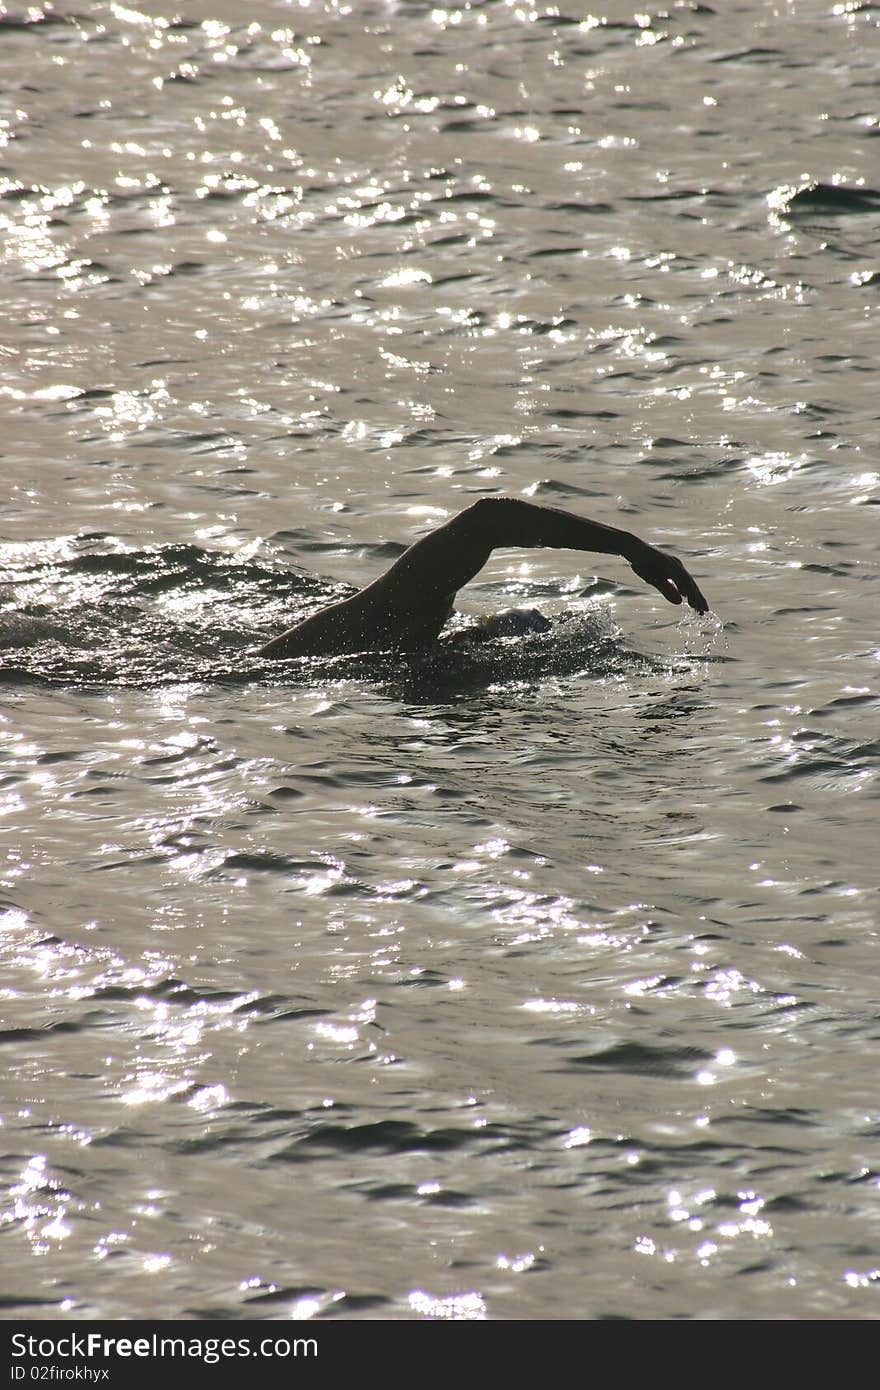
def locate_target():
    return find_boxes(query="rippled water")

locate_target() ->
[1,0,878,1320]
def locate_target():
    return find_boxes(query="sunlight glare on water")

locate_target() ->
[0,0,878,1322]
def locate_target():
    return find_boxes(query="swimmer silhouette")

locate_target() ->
[258,496,708,659]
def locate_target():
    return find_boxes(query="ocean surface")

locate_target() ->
[1,0,878,1320]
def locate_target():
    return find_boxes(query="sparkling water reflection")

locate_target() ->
[1,0,878,1322]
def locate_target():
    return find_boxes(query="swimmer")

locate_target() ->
[258,495,708,659]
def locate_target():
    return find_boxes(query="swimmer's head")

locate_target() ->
[480,608,552,638]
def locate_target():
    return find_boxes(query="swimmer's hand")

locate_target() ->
[628,540,709,614]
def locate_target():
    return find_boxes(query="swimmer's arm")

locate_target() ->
[387,496,709,614]
[258,496,708,658]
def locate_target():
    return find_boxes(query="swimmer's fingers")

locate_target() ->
[629,544,709,614]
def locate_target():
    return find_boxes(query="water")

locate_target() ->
[1,0,878,1320]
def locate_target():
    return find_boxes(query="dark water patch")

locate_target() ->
[0,9,64,33]
[546,200,615,216]
[0,1293,67,1313]
[711,47,788,64]
[255,1003,328,1025]
[85,975,283,1012]
[411,1186,474,1209]
[812,692,879,716]
[89,1125,164,1150]
[756,761,839,783]
[763,1193,811,1212]
[441,116,495,134]
[622,187,725,205]
[385,969,452,991]
[516,316,578,336]
[841,1168,880,1187]
[353,1180,474,1208]
[781,182,880,216]
[0,1020,82,1045]
[240,1284,390,1316]
[716,1105,818,1130]
[210,850,323,876]
[564,1040,713,1078]
[270,1117,512,1161]
[532,244,591,259]
[241,1282,334,1308]
[523,478,611,499]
